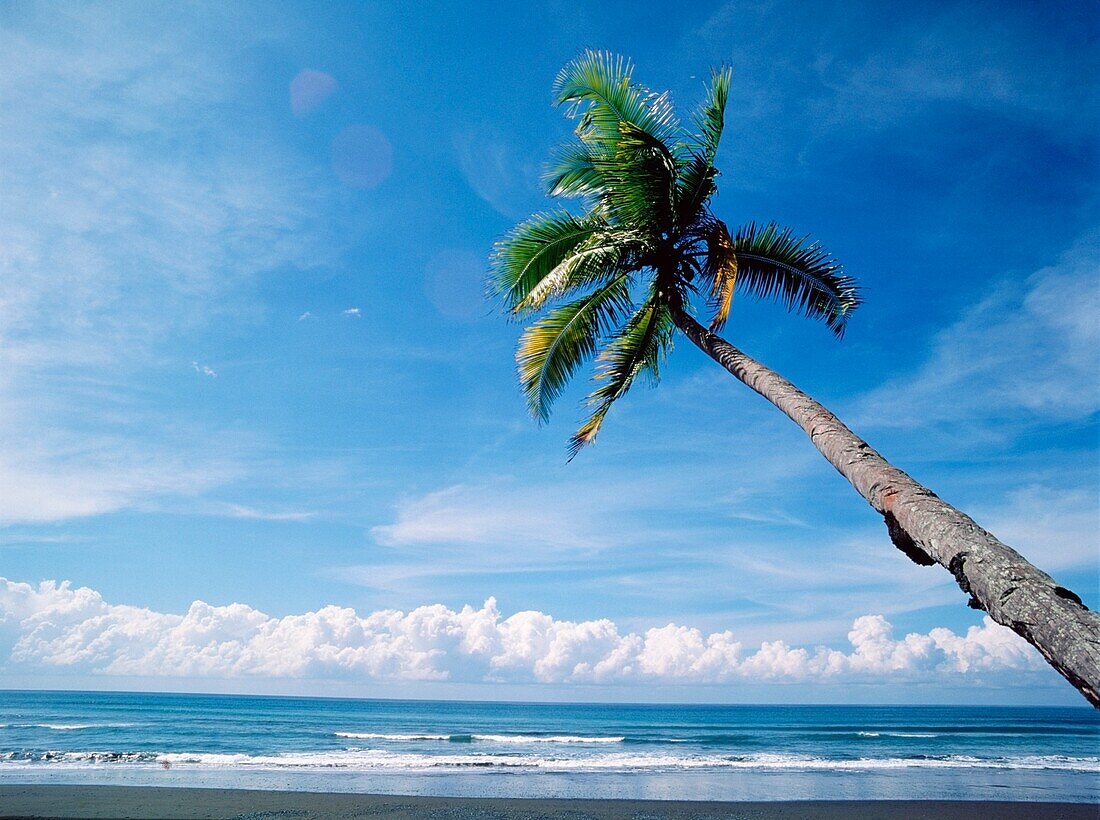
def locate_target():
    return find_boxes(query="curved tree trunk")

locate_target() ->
[671,306,1100,706]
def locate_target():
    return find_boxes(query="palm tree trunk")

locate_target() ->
[671,306,1100,706]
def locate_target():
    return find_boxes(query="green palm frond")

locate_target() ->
[675,155,717,229]
[676,68,731,227]
[568,291,674,458]
[490,211,607,311]
[544,143,607,198]
[729,222,862,337]
[515,228,645,313]
[694,67,731,162]
[594,123,678,231]
[491,54,862,458]
[553,50,680,149]
[517,274,634,423]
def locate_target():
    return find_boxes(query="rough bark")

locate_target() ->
[671,306,1100,707]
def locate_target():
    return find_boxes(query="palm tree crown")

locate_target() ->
[489,51,862,457]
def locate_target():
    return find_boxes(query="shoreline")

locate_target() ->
[0,786,1096,819]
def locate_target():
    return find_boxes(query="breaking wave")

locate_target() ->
[3,749,1097,773]
[334,732,624,744]
[0,723,133,731]
[857,732,939,738]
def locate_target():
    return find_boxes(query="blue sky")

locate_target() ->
[0,1,1096,704]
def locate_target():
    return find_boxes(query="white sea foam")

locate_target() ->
[470,735,625,744]
[8,749,1096,774]
[335,733,450,741]
[333,732,624,744]
[38,724,96,730]
[858,731,939,738]
[0,723,136,731]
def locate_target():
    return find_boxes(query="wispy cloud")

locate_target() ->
[853,235,1099,431]
[453,123,543,219]
[0,431,245,524]
[356,465,949,639]
[355,225,1098,630]
[807,2,1097,138]
[975,486,1100,574]
[0,4,340,525]
[217,503,317,523]
[685,0,1098,184]
[371,482,615,552]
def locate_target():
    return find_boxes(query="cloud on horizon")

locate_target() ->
[0,577,1047,687]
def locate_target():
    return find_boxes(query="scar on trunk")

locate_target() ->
[1054,586,1086,608]
[883,511,935,566]
[947,552,984,610]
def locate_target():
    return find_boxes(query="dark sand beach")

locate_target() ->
[0,787,1095,820]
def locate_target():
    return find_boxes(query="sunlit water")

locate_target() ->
[1,691,1096,801]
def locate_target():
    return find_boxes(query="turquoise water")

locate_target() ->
[0,690,1096,801]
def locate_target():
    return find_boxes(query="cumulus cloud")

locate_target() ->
[191,361,217,378]
[0,578,1045,686]
[341,307,361,318]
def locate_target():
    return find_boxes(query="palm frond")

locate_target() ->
[568,292,674,458]
[491,55,864,459]
[515,228,644,313]
[490,211,607,311]
[702,221,738,331]
[544,143,607,198]
[675,154,718,229]
[675,68,731,227]
[517,275,634,423]
[594,122,678,231]
[694,66,731,163]
[552,50,680,149]
[728,221,862,337]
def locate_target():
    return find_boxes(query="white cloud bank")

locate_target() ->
[0,578,1044,686]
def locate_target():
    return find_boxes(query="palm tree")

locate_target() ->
[488,51,1099,705]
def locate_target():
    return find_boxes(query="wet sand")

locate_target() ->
[0,786,1095,819]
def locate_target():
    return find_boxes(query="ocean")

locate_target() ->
[0,690,1096,802]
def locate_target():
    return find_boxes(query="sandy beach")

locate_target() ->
[0,787,1094,819]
